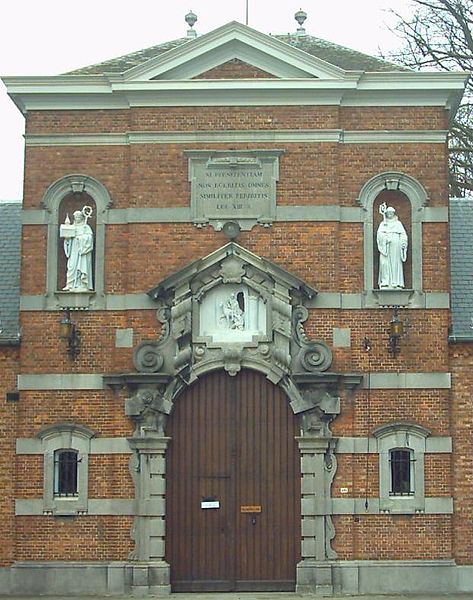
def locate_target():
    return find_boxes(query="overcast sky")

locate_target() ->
[0,0,414,201]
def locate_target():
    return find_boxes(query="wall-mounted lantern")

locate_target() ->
[388,306,404,358]
[59,309,80,359]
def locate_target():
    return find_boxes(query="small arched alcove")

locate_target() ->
[41,174,112,309]
[372,189,412,290]
[358,172,429,306]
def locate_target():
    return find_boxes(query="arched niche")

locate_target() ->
[358,172,428,305]
[41,174,112,310]
[57,193,97,292]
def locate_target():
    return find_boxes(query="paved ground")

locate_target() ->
[2,594,473,599]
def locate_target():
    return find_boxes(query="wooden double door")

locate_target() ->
[166,369,301,592]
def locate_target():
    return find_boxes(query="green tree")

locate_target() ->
[386,0,472,196]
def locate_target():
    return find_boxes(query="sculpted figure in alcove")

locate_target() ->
[377,203,408,289]
[60,206,94,291]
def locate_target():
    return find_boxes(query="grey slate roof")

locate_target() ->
[66,33,407,76]
[0,202,21,345]
[449,197,473,340]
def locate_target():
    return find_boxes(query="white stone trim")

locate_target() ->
[17,374,104,390]
[364,372,451,389]
[16,371,451,390]
[24,129,448,147]
[342,130,448,143]
[17,437,133,454]
[19,291,450,311]
[3,73,467,114]
[331,497,453,514]
[17,435,451,455]
[15,498,134,516]
[21,204,448,225]
[336,436,452,453]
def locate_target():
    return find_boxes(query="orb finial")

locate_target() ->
[295,9,307,35]
[185,10,198,38]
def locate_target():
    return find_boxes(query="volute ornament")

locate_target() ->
[133,300,171,373]
[292,305,332,373]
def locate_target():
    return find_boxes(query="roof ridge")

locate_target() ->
[64,37,189,75]
[274,33,410,71]
[63,27,407,76]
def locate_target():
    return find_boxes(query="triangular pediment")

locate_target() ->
[192,58,277,80]
[147,242,317,301]
[122,21,349,82]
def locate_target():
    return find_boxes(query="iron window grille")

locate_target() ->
[54,449,80,497]
[389,448,414,496]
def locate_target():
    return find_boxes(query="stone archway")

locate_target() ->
[104,242,362,595]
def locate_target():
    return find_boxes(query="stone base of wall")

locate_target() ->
[298,559,473,596]
[0,560,170,596]
[0,559,471,596]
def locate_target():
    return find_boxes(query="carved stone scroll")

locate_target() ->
[291,306,333,374]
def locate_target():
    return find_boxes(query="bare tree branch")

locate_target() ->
[383,0,473,196]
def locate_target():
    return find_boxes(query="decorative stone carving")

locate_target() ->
[138,243,316,382]
[199,284,266,344]
[377,203,408,289]
[324,444,338,560]
[125,388,171,437]
[221,293,245,330]
[133,300,171,374]
[128,451,140,561]
[223,346,244,376]
[299,386,340,438]
[60,206,94,292]
[186,150,284,231]
[292,306,332,374]
[133,343,165,374]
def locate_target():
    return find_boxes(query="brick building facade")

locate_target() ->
[0,20,472,596]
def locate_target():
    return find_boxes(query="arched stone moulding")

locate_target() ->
[40,174,112,310]
[358,171,429,307]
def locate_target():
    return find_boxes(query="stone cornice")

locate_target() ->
[3,71,467,115]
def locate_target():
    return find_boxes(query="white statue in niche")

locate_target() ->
[220,293,244,330]
[377,203,408,289]
[60,206,94,292]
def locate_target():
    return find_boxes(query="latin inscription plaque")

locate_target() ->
[186,150,284,231]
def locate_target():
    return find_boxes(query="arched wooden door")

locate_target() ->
[166,369,301,592]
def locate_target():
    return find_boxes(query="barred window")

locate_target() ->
[54,449,79,497]
[389,448,414,496]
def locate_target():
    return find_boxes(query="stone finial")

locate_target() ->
[295,9,307,35]
[185,10,198,38]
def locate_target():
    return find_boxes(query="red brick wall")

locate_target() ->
[340,106,448,130]
[450,343,473,564]
[333,514,452,559]
[0,347,20,566]
[13,73,466,566]
[194,59,276,79]
[15,516,133,561]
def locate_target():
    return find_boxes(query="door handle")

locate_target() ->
[251,517,257,526]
